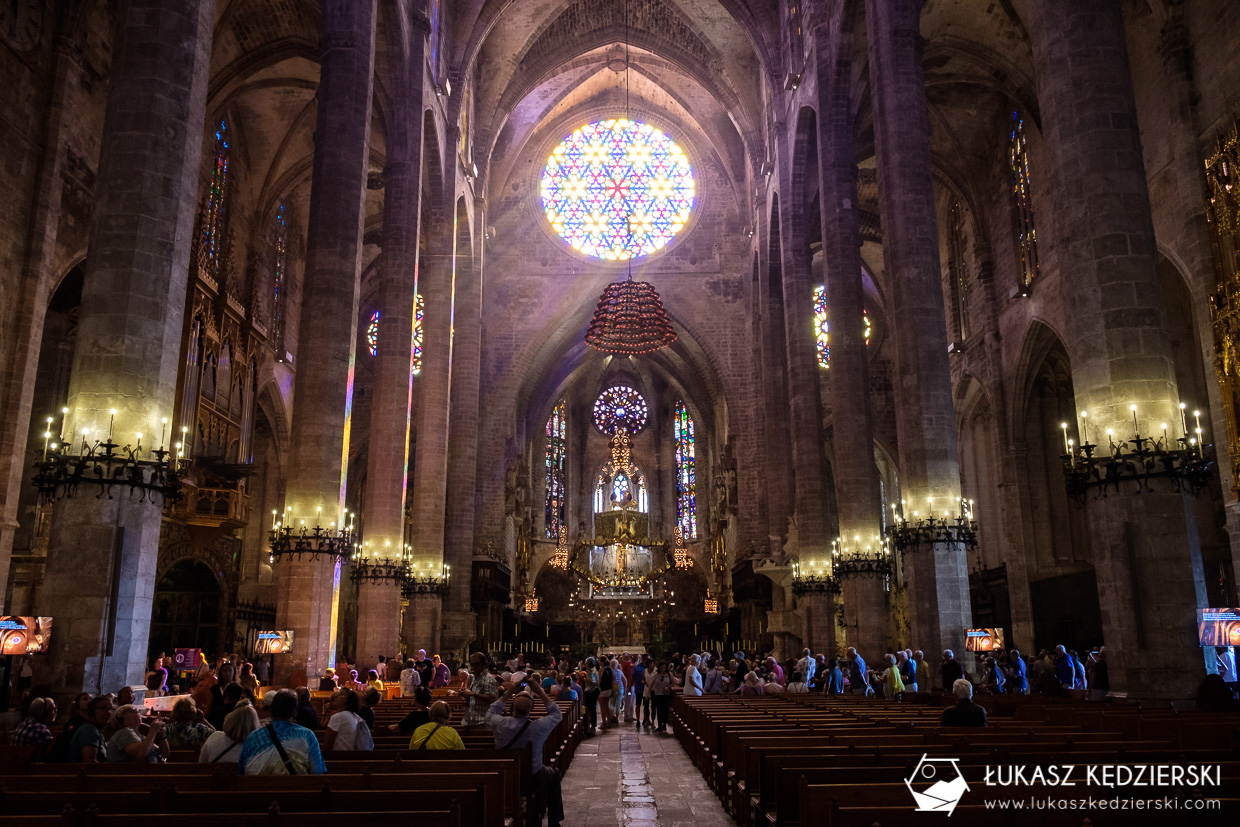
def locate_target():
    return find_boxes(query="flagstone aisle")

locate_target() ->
[561,721,734,826]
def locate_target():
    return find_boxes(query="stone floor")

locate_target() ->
[561,718,734,826]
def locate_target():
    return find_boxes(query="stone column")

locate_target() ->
[356,6,425,669]
[275,0,376,683]
[38,0,213,694]
[864,0,971,659]
[774,130,830,561]
[405,185,456,656]
[814,23,887,660]
[1028,0,1209,698]
[442,195,484,655]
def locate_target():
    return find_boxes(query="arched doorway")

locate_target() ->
[149,561,222,665]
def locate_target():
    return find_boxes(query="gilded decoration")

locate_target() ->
[1207,118,1240,491]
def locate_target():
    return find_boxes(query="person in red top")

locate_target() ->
[619,653,636,721]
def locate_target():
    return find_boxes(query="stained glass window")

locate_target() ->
[200,120,230,276]
[594,466,648,512]
[271,203,287,349]
[1010,111,1039,290]
[542,118,695,260]
[412,293,425,375]
[366,310,379,357]
[593,386,649,435]
[813,286,872,368]
[674,400,697,539]
[947,201,970,343]
[545,401,567,538]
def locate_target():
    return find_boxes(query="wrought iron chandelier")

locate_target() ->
[524,590,540,613]
[673,526,693,570]
[1060,404,1214,504]
[703,590,718,613]
[887,499,978,555]
[32,412,183,504]
[582,0,676,357]
[403,562,451,597]
[550,527,570,570]
[268,506,354,564]
[790,560,842,596]
[351,545,412,586]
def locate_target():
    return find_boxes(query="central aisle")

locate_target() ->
[561,720,734,826]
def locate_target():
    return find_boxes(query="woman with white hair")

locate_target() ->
[198,701,260,763]
[739,670,764,697]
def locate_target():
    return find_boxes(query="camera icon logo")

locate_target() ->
[904,754,969,815]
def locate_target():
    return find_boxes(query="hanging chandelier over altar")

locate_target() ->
[585,278,677,355]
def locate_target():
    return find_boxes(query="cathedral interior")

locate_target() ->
[0,0,1239,704]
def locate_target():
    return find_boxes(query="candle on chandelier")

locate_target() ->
[1106,428,1115,453]
[181,426,189,459]
[136,432,142,452]
[1130,404,1138,433]
[159,418,167,451]
[1061,422,1070,454]
[42,430,50,462]
[1079,411,1087,445]
[108,409,116,442]
[59,407,67,441]
[1179,402,1188,434]
[272,509,278,530]
[1194,410,1202,433]
[1161,423,1168,445]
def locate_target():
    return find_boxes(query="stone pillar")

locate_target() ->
[774,129,830,561]
[814,23,887,660]
[275,0,376,683]
[356,7,425,668]
[442,195,483,655]
[1028,0,1209,698]
[798,593,837,657]
[37,0,213,694]
[405,188,455,655]
[864,0,971,659]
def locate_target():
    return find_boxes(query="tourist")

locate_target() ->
[344,669,365,692]
[796,648,816,685]
[785,671,809,694]
[256,654,270,686]
[1054,645,1076,689]
[581,658,601,733]
[106,705,167,763]
[319,667,339,692]
[450,668,470,690]
[431,655,450,687]
[764,673,786,694]
[552,674,577,702]
[1218,646,1238,696]
[940,679,987,727]
[1197,673,1239,712]
[145,667,168,697]
[193,653,212,688]
[389,685,433,733]
[166,697,215,748]
[765,656,785,686]
[239,662,259,694]
[824,658,844,694]
[410,700,465,750]
[115,685,135,708]
[647,661,674,730]
[461,651,501,728]
[374,655,387,681]
[487,680,564,827]
[610,659,627,723]
[198,701,258,764]
[366,669,384,691]
[846,648,868,695]
[683,652,703,697]
[294,687,320,729]
[597,655,615,728]
[739,670,764,697]
[415,649,435,686]
[211,662,237,718]
[359,686,382,730]
[880,654,905,699]
[46,693,92,762]
[323,688,373,751]
[399,659,419,696]
[69,696,115,763]
[897,650,917,692]
[1069,649,1087,689]
[940,650,963,691]
[912,650,930,691]
[1007,649,1028,694]
[620,653,635,721]
[239,689,325,775]
[12,696,56,758]
[980,657,1005,695]
[701,657,725,696]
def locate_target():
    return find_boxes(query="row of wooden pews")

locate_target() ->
[0,686,583,826]
[671,692,1240,826]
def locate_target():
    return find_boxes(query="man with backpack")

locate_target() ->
[487,680,564,827]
